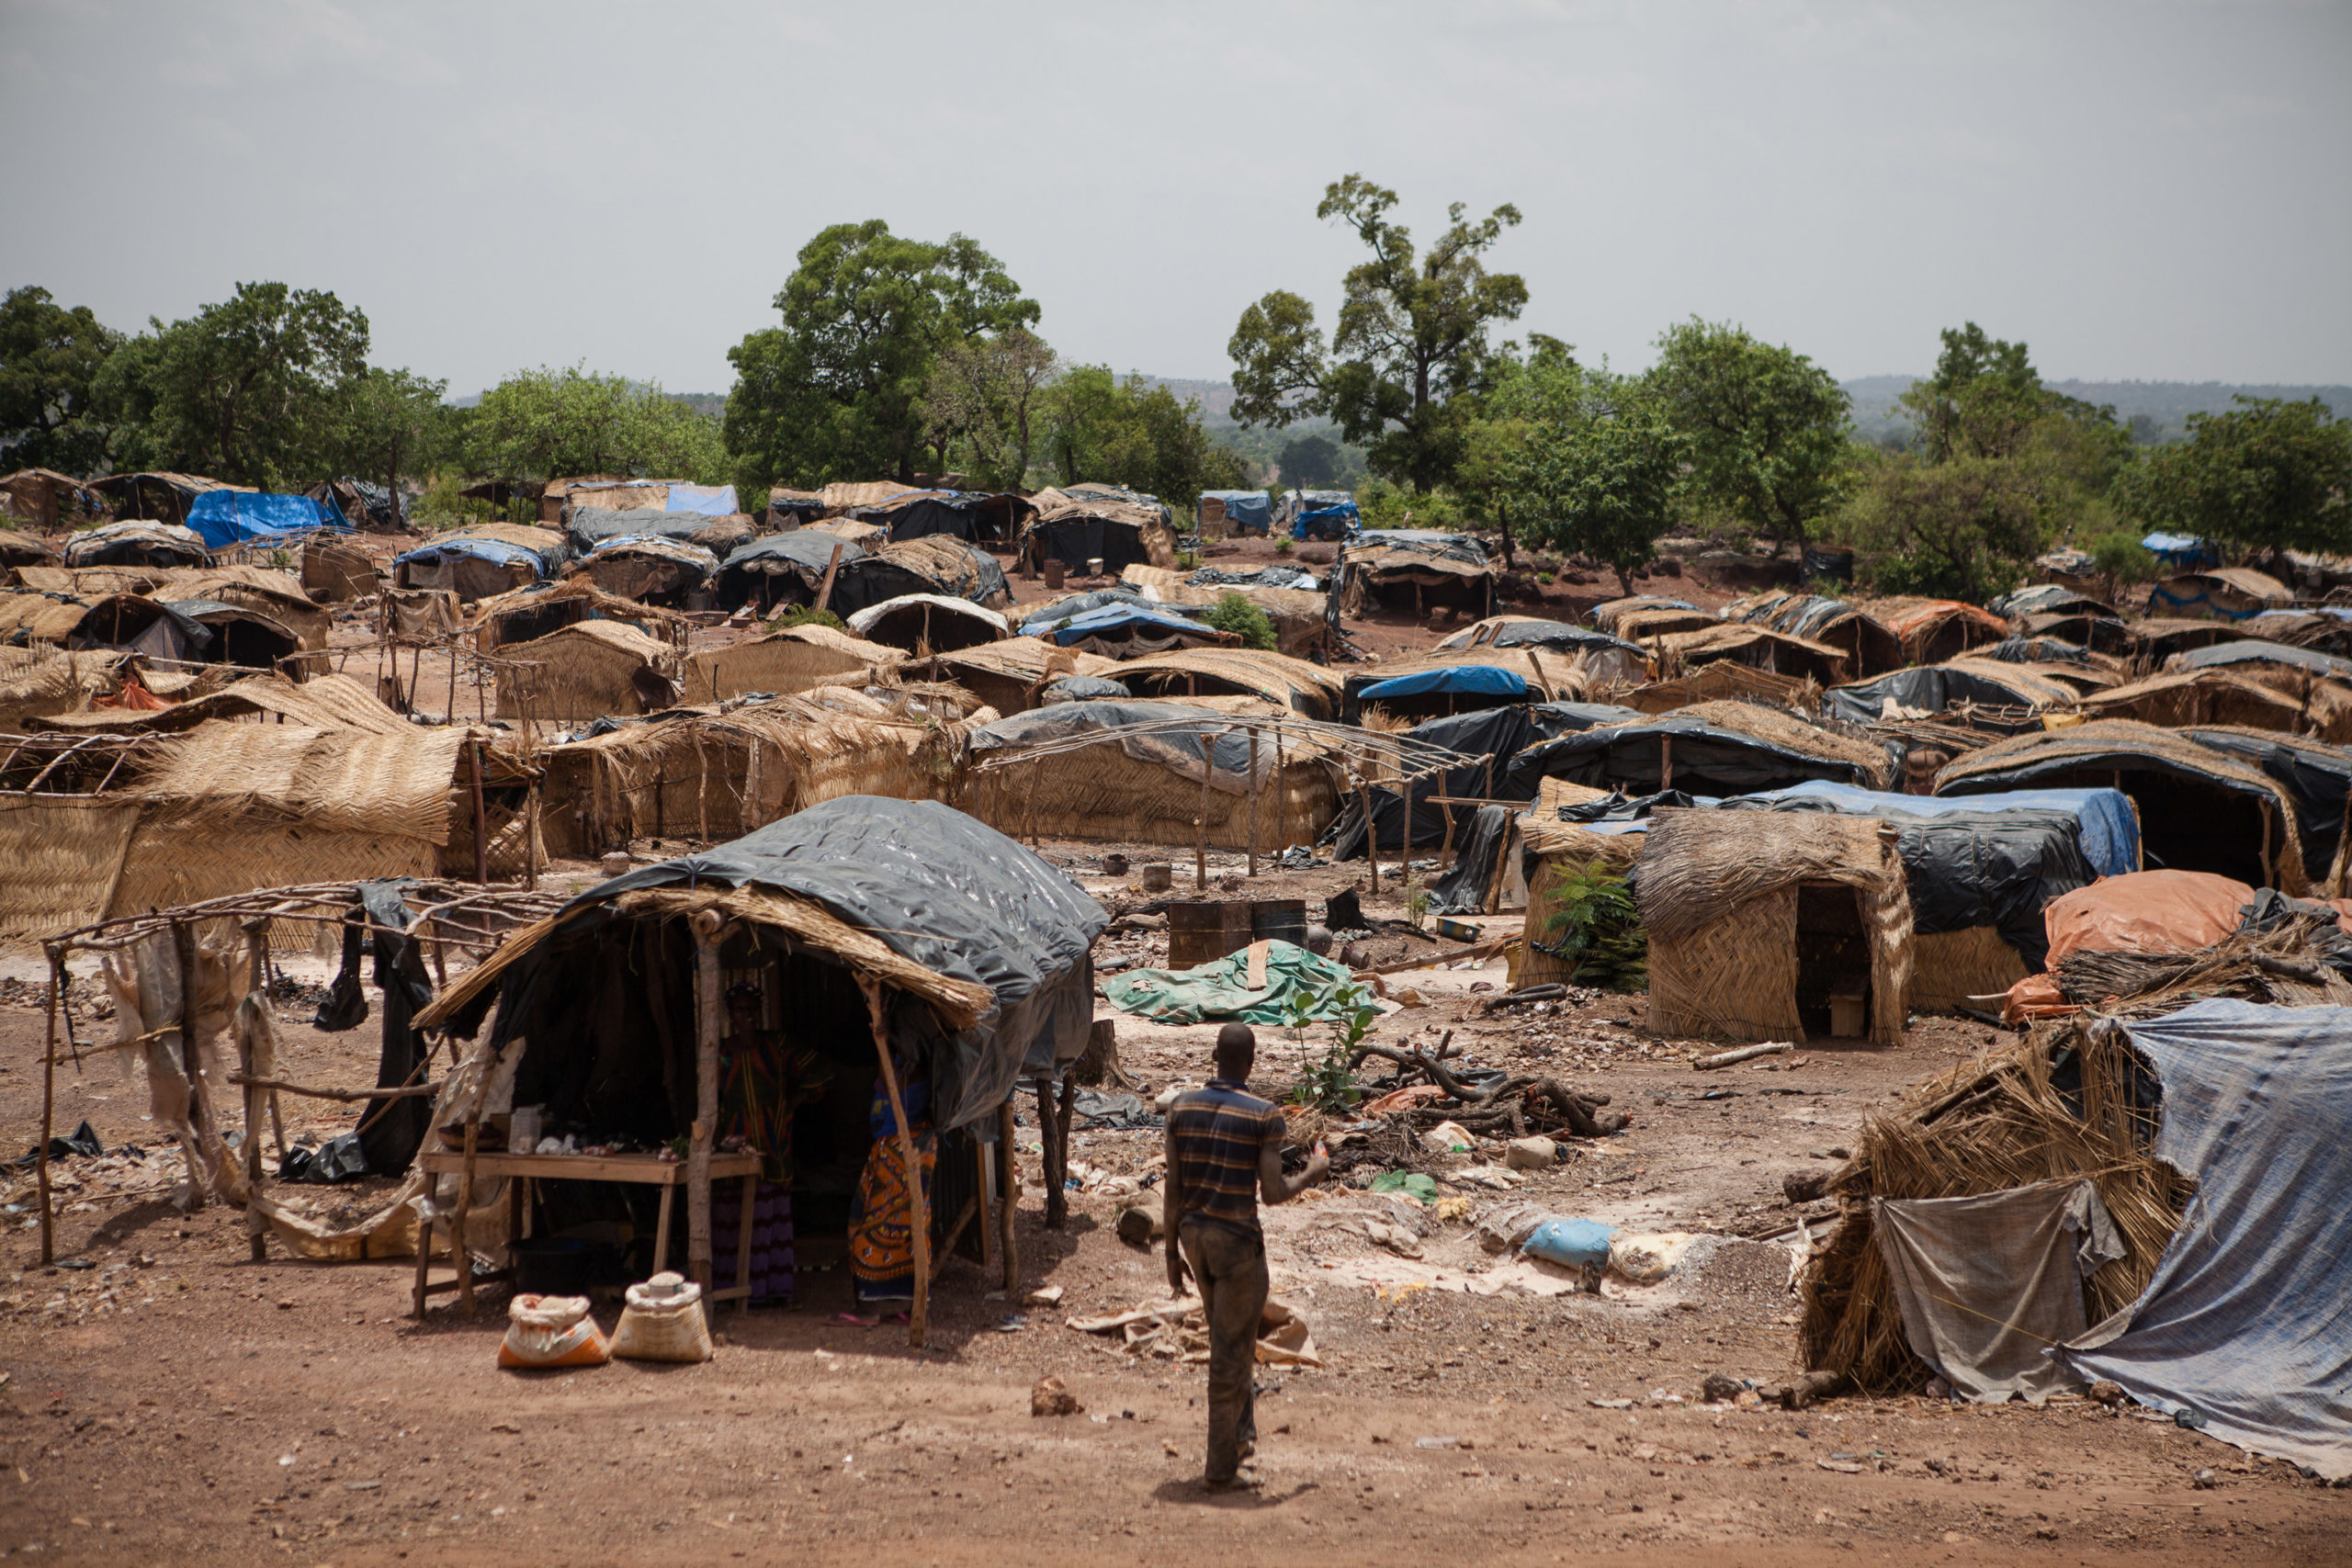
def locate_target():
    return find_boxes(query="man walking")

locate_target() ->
[1163,1022,1328,1487]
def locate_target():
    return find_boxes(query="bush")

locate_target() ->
[767,604,844,632]
[1203,592,1276,650]
[1539,861,1645,991]
[2085,527,2156,586]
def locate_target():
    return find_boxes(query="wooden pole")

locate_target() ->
[38,947,59,1265]
[1659,733,1674,793]
[1247,728,1261,878]
[813,541,844,614]
[1035,1075,1068,1230]
[171,919,212,1204]
[688,911,724,1295]
[1195,728,1217,891]
[447,637,458,722]
[860,976,928,1348]
[1359,780,1379,893]
[1274,721,1287,854]
[997,1097,1019,1292]
[241,919,269,1262]
[468,739,491,886]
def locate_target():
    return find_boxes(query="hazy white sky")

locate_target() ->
[5,1,2346,396]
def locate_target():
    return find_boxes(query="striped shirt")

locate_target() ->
[1168,1079,1284,1236]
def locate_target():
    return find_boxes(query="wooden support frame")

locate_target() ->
[859,976,929,1348]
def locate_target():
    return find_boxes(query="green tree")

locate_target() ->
[332,367,449,502]
[469,366,727,482]
[0,286,123,474]
[918,326,1057,491]
[725,221,1036,491]
[1039,367,1244,513]
[1645,318,1850,545]
[1203,592,1276,650]
[1228,175,1530,491]
[94,281,369,487]
[1841,451,2056,602]
[2120,396,2352,555]
[1506,367,1684,595]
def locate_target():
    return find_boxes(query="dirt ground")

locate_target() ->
[0,845,2341,1567]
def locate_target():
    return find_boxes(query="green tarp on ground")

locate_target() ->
[1101,939,1361,1025]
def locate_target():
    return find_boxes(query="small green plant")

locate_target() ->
[1203,592,1276,650]
[1273,536,1295,556]
[268,547,292,569]
[1285,980,1378,1111]
[767,604,845,632]
[1539,859,1646,990]
[1402,870,1430,928]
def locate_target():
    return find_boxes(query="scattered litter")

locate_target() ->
[1421,1121,1476,1155]
[1070,1297,1321,1367]
[1031,1376,1081,1417]
[1368,1172,1439,1204]
[1414,1435,1461,1450]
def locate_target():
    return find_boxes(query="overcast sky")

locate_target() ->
[5,1,2346,397]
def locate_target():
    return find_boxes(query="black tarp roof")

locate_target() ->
[562,505,709,556]
[720,530,866,579]
[1823,663,2060,726]
[2179,728,2350,885]
[1503,713,1893,799]
[829,539,1010,615]
[1327,702,1641,858]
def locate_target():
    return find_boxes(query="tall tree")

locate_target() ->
[469,366,727,482]
[332,367,449,507]
[726,222,1036,491]
[1038,367,1244,512]
[1645,318,1850,545]
[2120,396,2352,555]
[94,281,369,487]
[0,286,123,474]
[1227,175,1530,491]
[918,327,1057,491]
[1487,359,1684,594]
[1841,453,2058,602]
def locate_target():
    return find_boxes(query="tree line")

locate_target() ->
[6,177,2346,595]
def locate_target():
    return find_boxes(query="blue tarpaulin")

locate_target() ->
[184,491,348,549]
[2141,533,2217,570]
[1199,490,1272,533]
[663,483,737,515]
[1038,602,1216,647]
[2061,1001,2352,1478]
[1357,665,1531,702]
[395,536,554,577]
[1746,779,2140,878]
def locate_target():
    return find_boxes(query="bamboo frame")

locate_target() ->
[860,976,928,1348]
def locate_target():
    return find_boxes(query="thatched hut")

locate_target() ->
[1339,530,1494,618]
[960,701,1343,852]
[1118,565,1331,659]
[918,637,1121,717]
[1638,807,1913,1045]
[1434,615,1652,685]
[2178,726,2350,893]
[495,620,680,722]
[1505,699,1898,798]
[2171,637,2352,685]
[62,520,212,570]
[1724,592,1905,677]
[560,534,718,607]
[846,593,1009,655]
[0,647,129,730]
[1825,657,2082,729]
[0,469,103,530]
[1937,718,2309,892]
[393,525,566,602]
[1622,660,1817,716]
[1871,598,2012,664]
[1109,649,1343,720]
[829,536,1011,616]
[2067,669,2352,744]
[33,671,406,736]
[1514,784,1649,987]
[0,720,541,942]
[713,530,865,614]
[469,580,692,653]
[683,624,902,705]
[1340,648,1588,724]
[2147,566,2290,620]
[0,532,58,577]
[413,796,1102,1342]
[1591,596,1719,639]
[85,473,246,528]
[1652,622,1849,687]
[1019,491,1177,575]
[536,687,980,858]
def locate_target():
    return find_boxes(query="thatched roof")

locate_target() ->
[1110,648,1344,720]
[0,646,124,730]
[1654,622,1849,685]
[2068,669,2352,742]
[35,671,407,735]
[1723,591,1905,674]
[469,578,693,651]
[497,619,679,720]
[1637,806,1905,941]
[1623,660,1817,715]
[683,623,902,705]
[1592,597,1718,637]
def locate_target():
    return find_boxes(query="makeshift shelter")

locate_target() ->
[1937,719,2310,892]
[1109,649,1343,720]
[1118,565,1332,658]
[414,796,1104,1343]
[1435,616,1651,685]
[395,525,566,603]
[158,599,301,671]
[1340,648,1587,724]
[961,702,1350,852]
[536,688,978,857]
[765,488,831,529]
[2067,668,2352,745]
[86,472,247,527]
[1870,598,2011,664]
[845,489,1024,547]
[1340,530,1493,618]
[2148,567,2290,620]
[1638,807,1913,1044]
[0,531,58,575]
[683,624,902,705]
[34,671,407,736]
[1197,491,1272,536]
[1652,623,1849,688]
[0,646,130,730]
[1019,492,1178,576]
[1325,702,1634,858]
[1023,597,1232,657]
[1274,490,1358,541]
[54,594,217,661]
[2018,609,2134,655]
[466,579,686,654]
[535,475,633,524]
[2131,616,2248,662]
[300,538,379,602]
[714,531,864,614]
[62,521,211,570]
[561,534,719,607]
[1513,795,1653,986]
[918,637,1119,717]
[845,593,1008,655]
[1591,596,1717,639]
[496,620,680,722]
[0,469,103,530]
[306,478,403,531]
[2170,637,2352,683]
[1505,700,1899,798]
[2240,609,2352,659]
[1622,660,1818,716]
[1989,584,2120,621]
[829,536,1011,616]
[1724,592,1905,678]
[2178,727,2351,891]
[1825,657,2081,729]
[0,721,542,942]
[184,491,349,551]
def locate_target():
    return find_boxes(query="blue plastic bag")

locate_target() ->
[1521,1218,1615,1269]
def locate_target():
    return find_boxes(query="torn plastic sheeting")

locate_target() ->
[1823,664,2062,726]
[1327,702,1626,858]
[1503,715,1890,799]
[1739,780,2140,881]
[968,700,1281,794]
[2042,871,2252,965]
[1100,938,1360,1025]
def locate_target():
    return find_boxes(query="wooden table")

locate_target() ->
[413,1149,763,1318]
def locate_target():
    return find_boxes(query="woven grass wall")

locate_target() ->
[1910,926,2028,1013]
[959,748,1338,852]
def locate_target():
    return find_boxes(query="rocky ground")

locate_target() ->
[0,845,2338,1566]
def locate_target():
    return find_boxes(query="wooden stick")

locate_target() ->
[171,919,212,1207]
[1035,1075,1068,1231]
[861,976,927,1348]
[1692,1041,1792,1070]
[38,947,59,1266]
[813,541,844,614]
[227,1074,444,1102]
[997,1096,1019,1292]
[1359,781,1380,893]
[468,739,491,886]
[1195,729,1217,890]
[688,910,724,1295]
[241,919,269,1262]
[1247,728,1261,878]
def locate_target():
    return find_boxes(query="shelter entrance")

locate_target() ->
[1794,881,1871,1040]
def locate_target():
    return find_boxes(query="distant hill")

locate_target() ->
[1843,375,2352,445]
